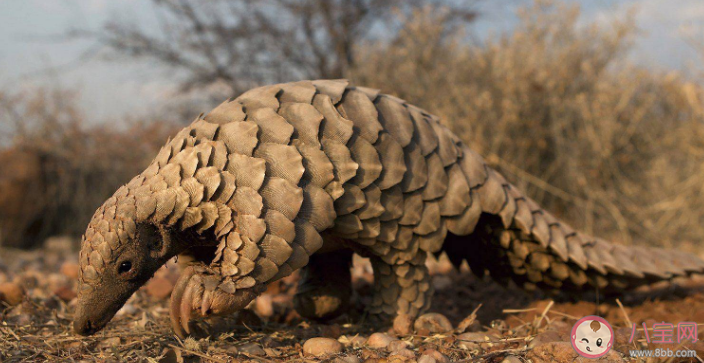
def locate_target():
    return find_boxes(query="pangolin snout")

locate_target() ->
[73,316,99,336]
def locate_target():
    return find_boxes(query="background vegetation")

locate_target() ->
[2,0,704,253]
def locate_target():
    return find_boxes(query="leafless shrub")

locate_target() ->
[350,1,704,249]
[0,88,178,248]
[92,0,476,103]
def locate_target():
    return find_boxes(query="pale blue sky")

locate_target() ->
[1,0,703,120]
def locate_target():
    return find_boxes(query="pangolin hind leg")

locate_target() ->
[293,249,353,321]
[366,253,433,321]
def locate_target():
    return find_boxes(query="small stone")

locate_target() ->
[414,313,453,334]
[44,236,76,253]
[393,314,414,336]
[0,282,25,306]
[392,348,415,359]
[254,294,274,318]
[387,340,412,352]
[116,303,137,316]
[431,275,453,290]
[366,332,398,349]
[60,262,80,280]
[238,342,265,356]
[418,355,436,363]
[421,349,448,363]
[145,277,174,299]
[332,355,361,363]
[303,337,344,357]
[501,356,521,363]
[53,285,77,302]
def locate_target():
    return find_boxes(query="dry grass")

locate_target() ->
[2,1,704,361]
[3,1,704,252]
[0,88,179,248]
[350,0,704,251]
[2,245,704,362]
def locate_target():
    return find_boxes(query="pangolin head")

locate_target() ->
[73,188,184,336]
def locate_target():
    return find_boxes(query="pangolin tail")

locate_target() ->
[439,165,704,294]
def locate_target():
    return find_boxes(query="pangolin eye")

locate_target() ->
[118,261,132,274]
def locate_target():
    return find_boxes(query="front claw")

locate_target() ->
[169,265,260,338]
[170,265,200,338]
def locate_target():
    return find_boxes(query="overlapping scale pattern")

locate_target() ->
[80,79,704,323]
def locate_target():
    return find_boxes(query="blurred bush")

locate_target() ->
[0,88,178,248]
[350,1,704,248]
[3,0,704,252]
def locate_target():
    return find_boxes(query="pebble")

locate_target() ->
[501,356,522,363]
[116,303,137,316]
[303,337,344,357]
[60,262,80,280]
[431,275,453,290]
[254,294,274,318]
[238,342,265,356]
[366,332,398,349]
[145,277,173,299]
[391,348,415,359]
[387,340,412,352]
[393,314,414,336]
[0,282,25,306]
[413,313,453,334]
[53,285,77,302]
[418,355,436,363]
[421,349,448,363]
[332,356,361,363]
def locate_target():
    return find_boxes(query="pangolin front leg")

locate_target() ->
[170,231,268,338]
[169,264,261,338]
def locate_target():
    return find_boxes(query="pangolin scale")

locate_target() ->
[74,80,704,337]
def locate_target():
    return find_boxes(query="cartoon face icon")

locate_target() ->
[571,316,613,358]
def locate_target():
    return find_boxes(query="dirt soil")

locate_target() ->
[1,237,704,363]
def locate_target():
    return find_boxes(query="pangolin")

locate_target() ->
[73,80,704,337]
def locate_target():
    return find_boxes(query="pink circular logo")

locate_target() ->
[570,315,614,358]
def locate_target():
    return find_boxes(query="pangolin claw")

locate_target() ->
[170,266,196,338]
[170,265,248,338]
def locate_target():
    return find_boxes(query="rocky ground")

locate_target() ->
[1,237,704,362]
